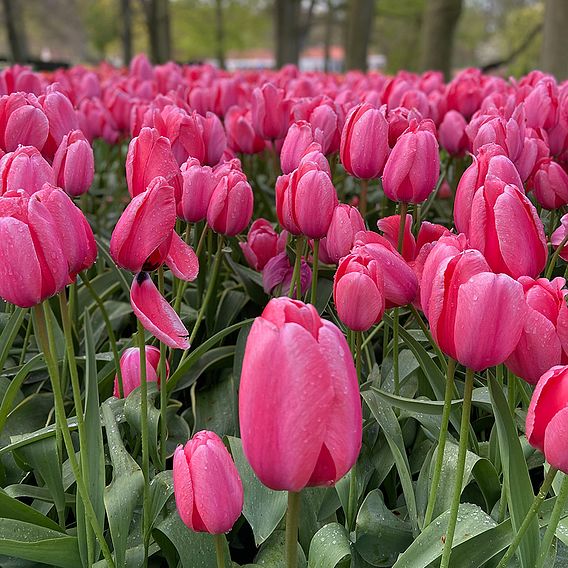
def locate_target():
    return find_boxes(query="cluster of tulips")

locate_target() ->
[3,54,568,568]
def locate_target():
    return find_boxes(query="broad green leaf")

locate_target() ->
[224,255,266,305]
[0,308,27,370]
[489,375,539,568]
[227,436,287,546]
[255,529,307,568]
[308,523,351,568]
[372,386,463,415]
[214,289,248,333]
[194,374,238,437]
[0,518,80,568]
[149,470,174,531]
[0,489,63,531]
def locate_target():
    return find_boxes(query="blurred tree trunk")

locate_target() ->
[121,0,133,65]
[541,0,568,80]
[216,0,226,69]
[419,0,462,79]
[275,0,300,68]
[2,0,28,63]
[345,0,375,71]
[324,0,334,72]
[141,0,171,63]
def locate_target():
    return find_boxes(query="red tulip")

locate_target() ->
[333,252,385,331]
[240,218,287,271]
[239,297,361,491]
[0,146,54,196]
[527,366,568,473]
[113,346,167,398]
[52,130,94,197]
[173,431,243,533]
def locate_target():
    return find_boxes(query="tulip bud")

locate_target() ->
[239,297,362,491]
[382,119,440,203]
[114,346,167,398]
[438,110,468,156]
[340,103,389,179]
[240,218,287,271]
[177,158,216,223]
[280,120,319,174]
[225,106,265,155]
[531,159,568,210]
[321,204,365,264]
[0,146,54,196]
[526,366,568,474]
[40,89,79,159]
[333,252,385,331]
[0,92,49,152]
[173,431,243,533]
[200,111,227,166]
[251,83,292,141]
[446,68,484,120]
[52,130,94,197]
[262,251,311,297]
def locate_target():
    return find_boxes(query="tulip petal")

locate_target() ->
[173,446,195,529]
[130,273,190,350]
[544,406,568,474]
[166,232,199,282]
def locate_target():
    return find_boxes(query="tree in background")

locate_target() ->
[2,0,28,62]
[275,0,300,67]
[344,0,375,70]
[419,0,462,79]
[140,0,171,63]
[541,0,568,80]
[121,0,133,65]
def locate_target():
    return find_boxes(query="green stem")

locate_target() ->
[408,305,447,371]
[158,267,168,470]
[214,533,226,568]
[81,271,124,398]
[507,370,516,414]
[18,314,33,366]
[137,320,150,567]
[545,231,568,279]
[310,239,319,305]
[397,203,408,253]
[536,473,568,568]
[355,331,362,382]
[424,358,456,527]
[33,303,115,568]
[285,491,301,568]
[439,367,475,568]
[496,467,558,568]
[359,178,369,218]
[347,464,357,531]
[288,237,304,300]
[393,308,400,396]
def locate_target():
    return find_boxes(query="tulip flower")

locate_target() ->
[52,130,94,197]
[333,252,385,331]
[177,158,216,223]
[467,175,547,279]
[0,146,54,196]
[319,204,365,265]
[551,214,568,261]
[445,68,484,120]
[239,297,362,491]
[527,366,568,474]
[340,102,389,180]
[505,277,568,384]
[240,218,287,271]
[262,252,311,297]
[200,111,227,166]
[531,159,568,210]
[0,189,68,307]
[225,106,265,155]
[207,169,253,236]
[173,431,243,533]
[438,110,468,156]
[113,346,168,398]
[0,92,49,152]
[40,88,79,159]
[280,120,320,174]
[251,82,291,141]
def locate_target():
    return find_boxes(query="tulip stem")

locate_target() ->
[392,308,400,395]
[33,303,115,568]
[214,534,226,568]
[288,237,304,300]
[137,320,151,567]
[424,357,456,527]
[285,491,301,568]
[158,267,168,470]
[397,203,408,253]
[439,367,475,568]
[356,331,362,381]
[359,179,369,218]
[347,464,358,531]
[537,473,568,568]
[310,239,319,306]
[408,305,447,371]
[496,466,558,568]
[545,231,568,279]
[81,271,124,398]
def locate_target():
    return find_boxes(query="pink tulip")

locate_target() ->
[506,277,568,384]
[177,158,216,223]
[110,176,176,273]
[320,204,365,264]
[40,89,79,159]
[551,214,568,261]
[225,106,265,155]
[382,119,440,203]
[467,175,547,279]
[240,218,287,271]
[207,169,253,236]
[262,251,311,297]
[424,247,526,370]
[52,130,94,197]
[333,252,385,331]
[280,120,319,174]
[352,231,418,307]
[130,272,190,350]
[445,68,484,120]
[126,127,181,199]
[239,297,361,491]
[438,110,468,156]
[531,159,568,210]
[524,79,559,130]
[0,146,54,196]
[454,143,522,234]
[0,92,49,152]
[113,346,167,398]
[165,232,199,282]
[526,366,568,474]
[173,431,243,533]
[386,106,422,148]
[251,83,291,141]
[200,111,227,166]
[0,189,68,307]
[340,103,389,179]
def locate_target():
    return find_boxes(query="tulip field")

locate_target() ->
[3,57,568,568]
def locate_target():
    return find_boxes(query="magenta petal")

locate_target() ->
[130,273,190,350]
[544,406,568,474]
[166,232,199,282]
[173,446,195,529]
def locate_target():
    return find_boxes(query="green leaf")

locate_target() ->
[0,518,80,568]
[371,386,463,415]
[214,289,249,333]
[227,436,287,546]
[0,308,27,370]
[148,470,174,531]
[354,489,412,566]
[255,529,307,568]
[0,489,63,532]
[489,375,539,568]
[102,399,144,568]
[308,523,351,568]
[194,374,239,437]
[224,255,266,305]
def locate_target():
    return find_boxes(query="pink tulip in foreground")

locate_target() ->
[174,431,243,533]
[113,346,168,398]
[527,366,568,474]
[239,297,361,491]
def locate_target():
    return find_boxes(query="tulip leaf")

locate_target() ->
[255,529,307,568]
[0,307,27,371]
[0,489,63,532]
[214,289,249,333]
[227,436,287,546]
[307,523,351,568]
[488,375,539,568]
[371,386,463,415]
[224,255,267,305]
[148,470,174,531]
